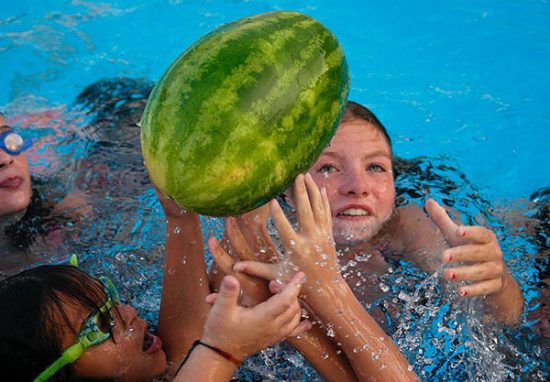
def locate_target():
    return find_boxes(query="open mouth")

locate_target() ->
[143,331,163,354]
[336,208,370,217]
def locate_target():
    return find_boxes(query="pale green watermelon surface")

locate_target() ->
[141,11,349,216]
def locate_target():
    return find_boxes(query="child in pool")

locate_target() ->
[0,113,91,275]
[210,174,419,381]
[208,101,525,381]
[0,189,310,381]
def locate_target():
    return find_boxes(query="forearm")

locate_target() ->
[173,345,238,382]
[288,326,358,382]
[486,270,524,325]
[305,280,417,382]
[159,213,211,361]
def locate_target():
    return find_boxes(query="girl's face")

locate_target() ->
[0,116,32,217]
[62,296,166,381]
[308,119,396,246]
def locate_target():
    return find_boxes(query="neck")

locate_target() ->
[0,208,26,232]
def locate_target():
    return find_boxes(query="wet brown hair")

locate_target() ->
[341,101,392,156]
[0,265,114,382]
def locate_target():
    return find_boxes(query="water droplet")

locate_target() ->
[379,282,389,293]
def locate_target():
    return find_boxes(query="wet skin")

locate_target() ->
[0,116,32,217]
[308,120,395,246]
[62,292,166,381]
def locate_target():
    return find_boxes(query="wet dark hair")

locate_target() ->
[341,101,392,155]
[0,265,113,382]
[4,177,67,251]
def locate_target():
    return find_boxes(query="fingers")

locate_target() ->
[226,218,256,262]
[457,226,497,245]
[205,292,219,305]
[232,260,280,281]
[304,173,325,226]
[213,275,241,310]
[287,319,312,338]
[234,205,278,262]
[457,279,502,297]
[442,243,502,263]
[320,187,333,238]
[270,199,299,250]
[444,262,503,282]
[208,237,235,276]
[254,272,305,317]
[294,174,315,234]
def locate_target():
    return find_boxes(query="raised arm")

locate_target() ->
[208,206,358,382]
[156,190,211,364]
[233,174,418,381]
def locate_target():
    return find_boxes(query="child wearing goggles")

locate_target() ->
[0,115,33,218]
[0,187,310,382]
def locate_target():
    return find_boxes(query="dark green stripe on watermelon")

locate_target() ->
[141,11,349,216]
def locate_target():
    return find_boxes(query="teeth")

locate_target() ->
[339,208,368,216]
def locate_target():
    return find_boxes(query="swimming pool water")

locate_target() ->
[0,1,548,381]
[1,0,548,200]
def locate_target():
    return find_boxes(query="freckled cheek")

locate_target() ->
[369,175,393,193]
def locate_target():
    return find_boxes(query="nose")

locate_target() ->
[117,303,139,328]
[339,167,370,197]
[0,150,15,169]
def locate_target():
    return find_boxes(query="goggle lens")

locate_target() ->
[5,133,24,151]
[0,128,32,155]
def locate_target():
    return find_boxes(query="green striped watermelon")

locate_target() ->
[141,11,349,216]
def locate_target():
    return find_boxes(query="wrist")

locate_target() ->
[195,339,242,366]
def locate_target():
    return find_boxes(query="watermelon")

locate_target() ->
[141,11,349,216]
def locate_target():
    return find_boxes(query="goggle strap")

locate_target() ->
[33,342,85,382]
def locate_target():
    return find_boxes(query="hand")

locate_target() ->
[201,272,311,360]
[426,199,508,297]
[154,187,196,219]
[233,173,340,293]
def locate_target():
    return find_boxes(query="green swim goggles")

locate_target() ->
[33,272,120,382]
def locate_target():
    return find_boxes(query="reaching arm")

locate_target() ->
[425,199,524,325]
[156,190,211,364]
[175,273,309,382]
[208,206,358,382]
[233,174,418,381]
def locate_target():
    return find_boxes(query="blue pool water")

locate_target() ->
[1,1,549,381]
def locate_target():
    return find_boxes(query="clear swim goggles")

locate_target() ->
[33,256,120,382]
[0,127,33,155]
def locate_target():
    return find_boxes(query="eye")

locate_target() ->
[367,163,386,173]
[318,164,337,174]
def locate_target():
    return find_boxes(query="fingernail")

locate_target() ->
[447,252,453,262]
[459,289,467,296]
[448,271,456,280]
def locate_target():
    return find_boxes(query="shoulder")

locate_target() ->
[379,202,447,268]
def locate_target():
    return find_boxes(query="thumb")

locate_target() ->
[213,275,241,312]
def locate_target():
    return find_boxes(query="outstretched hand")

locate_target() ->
[202,273,311,360]
[425,199,508,297]
[232,173,340,293]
